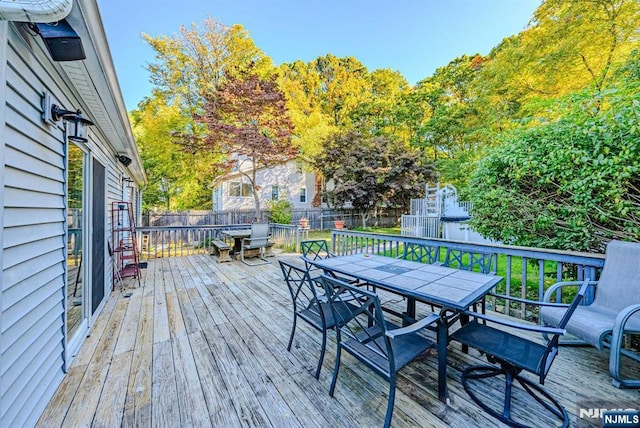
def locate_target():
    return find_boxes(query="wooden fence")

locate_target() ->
[142,208,405,230]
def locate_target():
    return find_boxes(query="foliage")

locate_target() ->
[131,94,220,210]
[191,65,298,216]
[144,18,272,113]
[267,199,293,224]
[140,18,273,210]
[468,86,640,252]
[314,131,434,228]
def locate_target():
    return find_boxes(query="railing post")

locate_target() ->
[296,227,300,253]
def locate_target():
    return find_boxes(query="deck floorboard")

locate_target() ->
[37,254,639,427]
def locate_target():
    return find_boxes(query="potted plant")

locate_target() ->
[334,217,345,229]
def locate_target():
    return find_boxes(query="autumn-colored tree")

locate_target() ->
[194,67,297,216]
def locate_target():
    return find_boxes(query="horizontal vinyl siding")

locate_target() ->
[1,31,65,427]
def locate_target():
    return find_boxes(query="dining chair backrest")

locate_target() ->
[401,242,440,264]
[279,260,323,321]
[539,280,588,379]
[301,240,333,261]
[444,248,494,274]
[321,275,392,365]
[250,222,270,247]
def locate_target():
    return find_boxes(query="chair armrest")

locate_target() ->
[386,314,440,339]
[542,280,598,303]
[613,304,640,332]
[463,311,566,335]
[487,293,570,308]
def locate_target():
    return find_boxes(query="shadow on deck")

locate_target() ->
[38,255,638,427]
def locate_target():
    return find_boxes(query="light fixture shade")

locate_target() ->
[35,19,86,62]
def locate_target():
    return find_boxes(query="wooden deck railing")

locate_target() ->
[330,230,606,322]
[135,223,302,260]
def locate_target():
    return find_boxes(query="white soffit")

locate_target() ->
[0,0,72,22]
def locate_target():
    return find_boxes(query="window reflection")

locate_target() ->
[67,143,84,337]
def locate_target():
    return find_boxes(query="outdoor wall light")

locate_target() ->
[51,104,94,143]
[32,19,86,62]
[117,155,132,167]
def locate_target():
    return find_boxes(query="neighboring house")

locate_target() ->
[212,159,321,211]
[0,1,146,426]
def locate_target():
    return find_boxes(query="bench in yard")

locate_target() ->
[211,239,232,263]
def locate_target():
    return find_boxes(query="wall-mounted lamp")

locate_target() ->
[31,19,86,62]
[118,155,132,167]
[51,104,94,143]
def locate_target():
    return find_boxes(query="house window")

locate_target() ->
[229,181,241,197]
[229,181,252,197]
[271,185,279,200]
[241,183,252,197]
[300,188,307,203]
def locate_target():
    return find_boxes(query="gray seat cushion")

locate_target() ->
[541,304,640,350]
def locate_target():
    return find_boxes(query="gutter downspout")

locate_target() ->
[0,0,72,22]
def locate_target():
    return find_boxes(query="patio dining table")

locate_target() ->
[308,253,503,403]
[221,229,252,255]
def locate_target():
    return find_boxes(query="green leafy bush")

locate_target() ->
[267,199,293,224]
[468,90,640,252]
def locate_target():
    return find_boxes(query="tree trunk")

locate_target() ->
[251,167,261,220]
[360,211,369,229]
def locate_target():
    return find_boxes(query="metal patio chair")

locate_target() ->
[240,222,271,265]
[320,274,438,428]
[301,239,359,284]
[449,280,589,427]
[540,240,640,388]
[279,260,355,379]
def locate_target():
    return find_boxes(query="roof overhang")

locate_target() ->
[62,1,146,185]
[2,0,147,185]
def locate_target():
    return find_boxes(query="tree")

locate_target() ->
[315,131,433,228]
[144,18,272,113]
[193,67,297,216]
[131,93,220,210]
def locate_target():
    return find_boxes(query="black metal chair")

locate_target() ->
[301,239,359,284]
[443,247,495,274]
[320,274,439,428]
[449,280,589,427]
[399,242,440,264]
[301,239,336,261]
[279,260,354,379]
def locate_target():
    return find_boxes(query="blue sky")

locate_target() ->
[98,0,540,111]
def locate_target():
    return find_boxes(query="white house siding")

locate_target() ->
[0,20,141,427]
[218,160,317,211]
[1,26,67,428]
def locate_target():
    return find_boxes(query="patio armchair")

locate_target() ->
[540,240,640,388]
[449,280,589,427]
[240,222,271,265]
[279,260,356,379]
[320,274,438,428]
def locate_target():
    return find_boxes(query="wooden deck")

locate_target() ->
[38,254,638,427]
